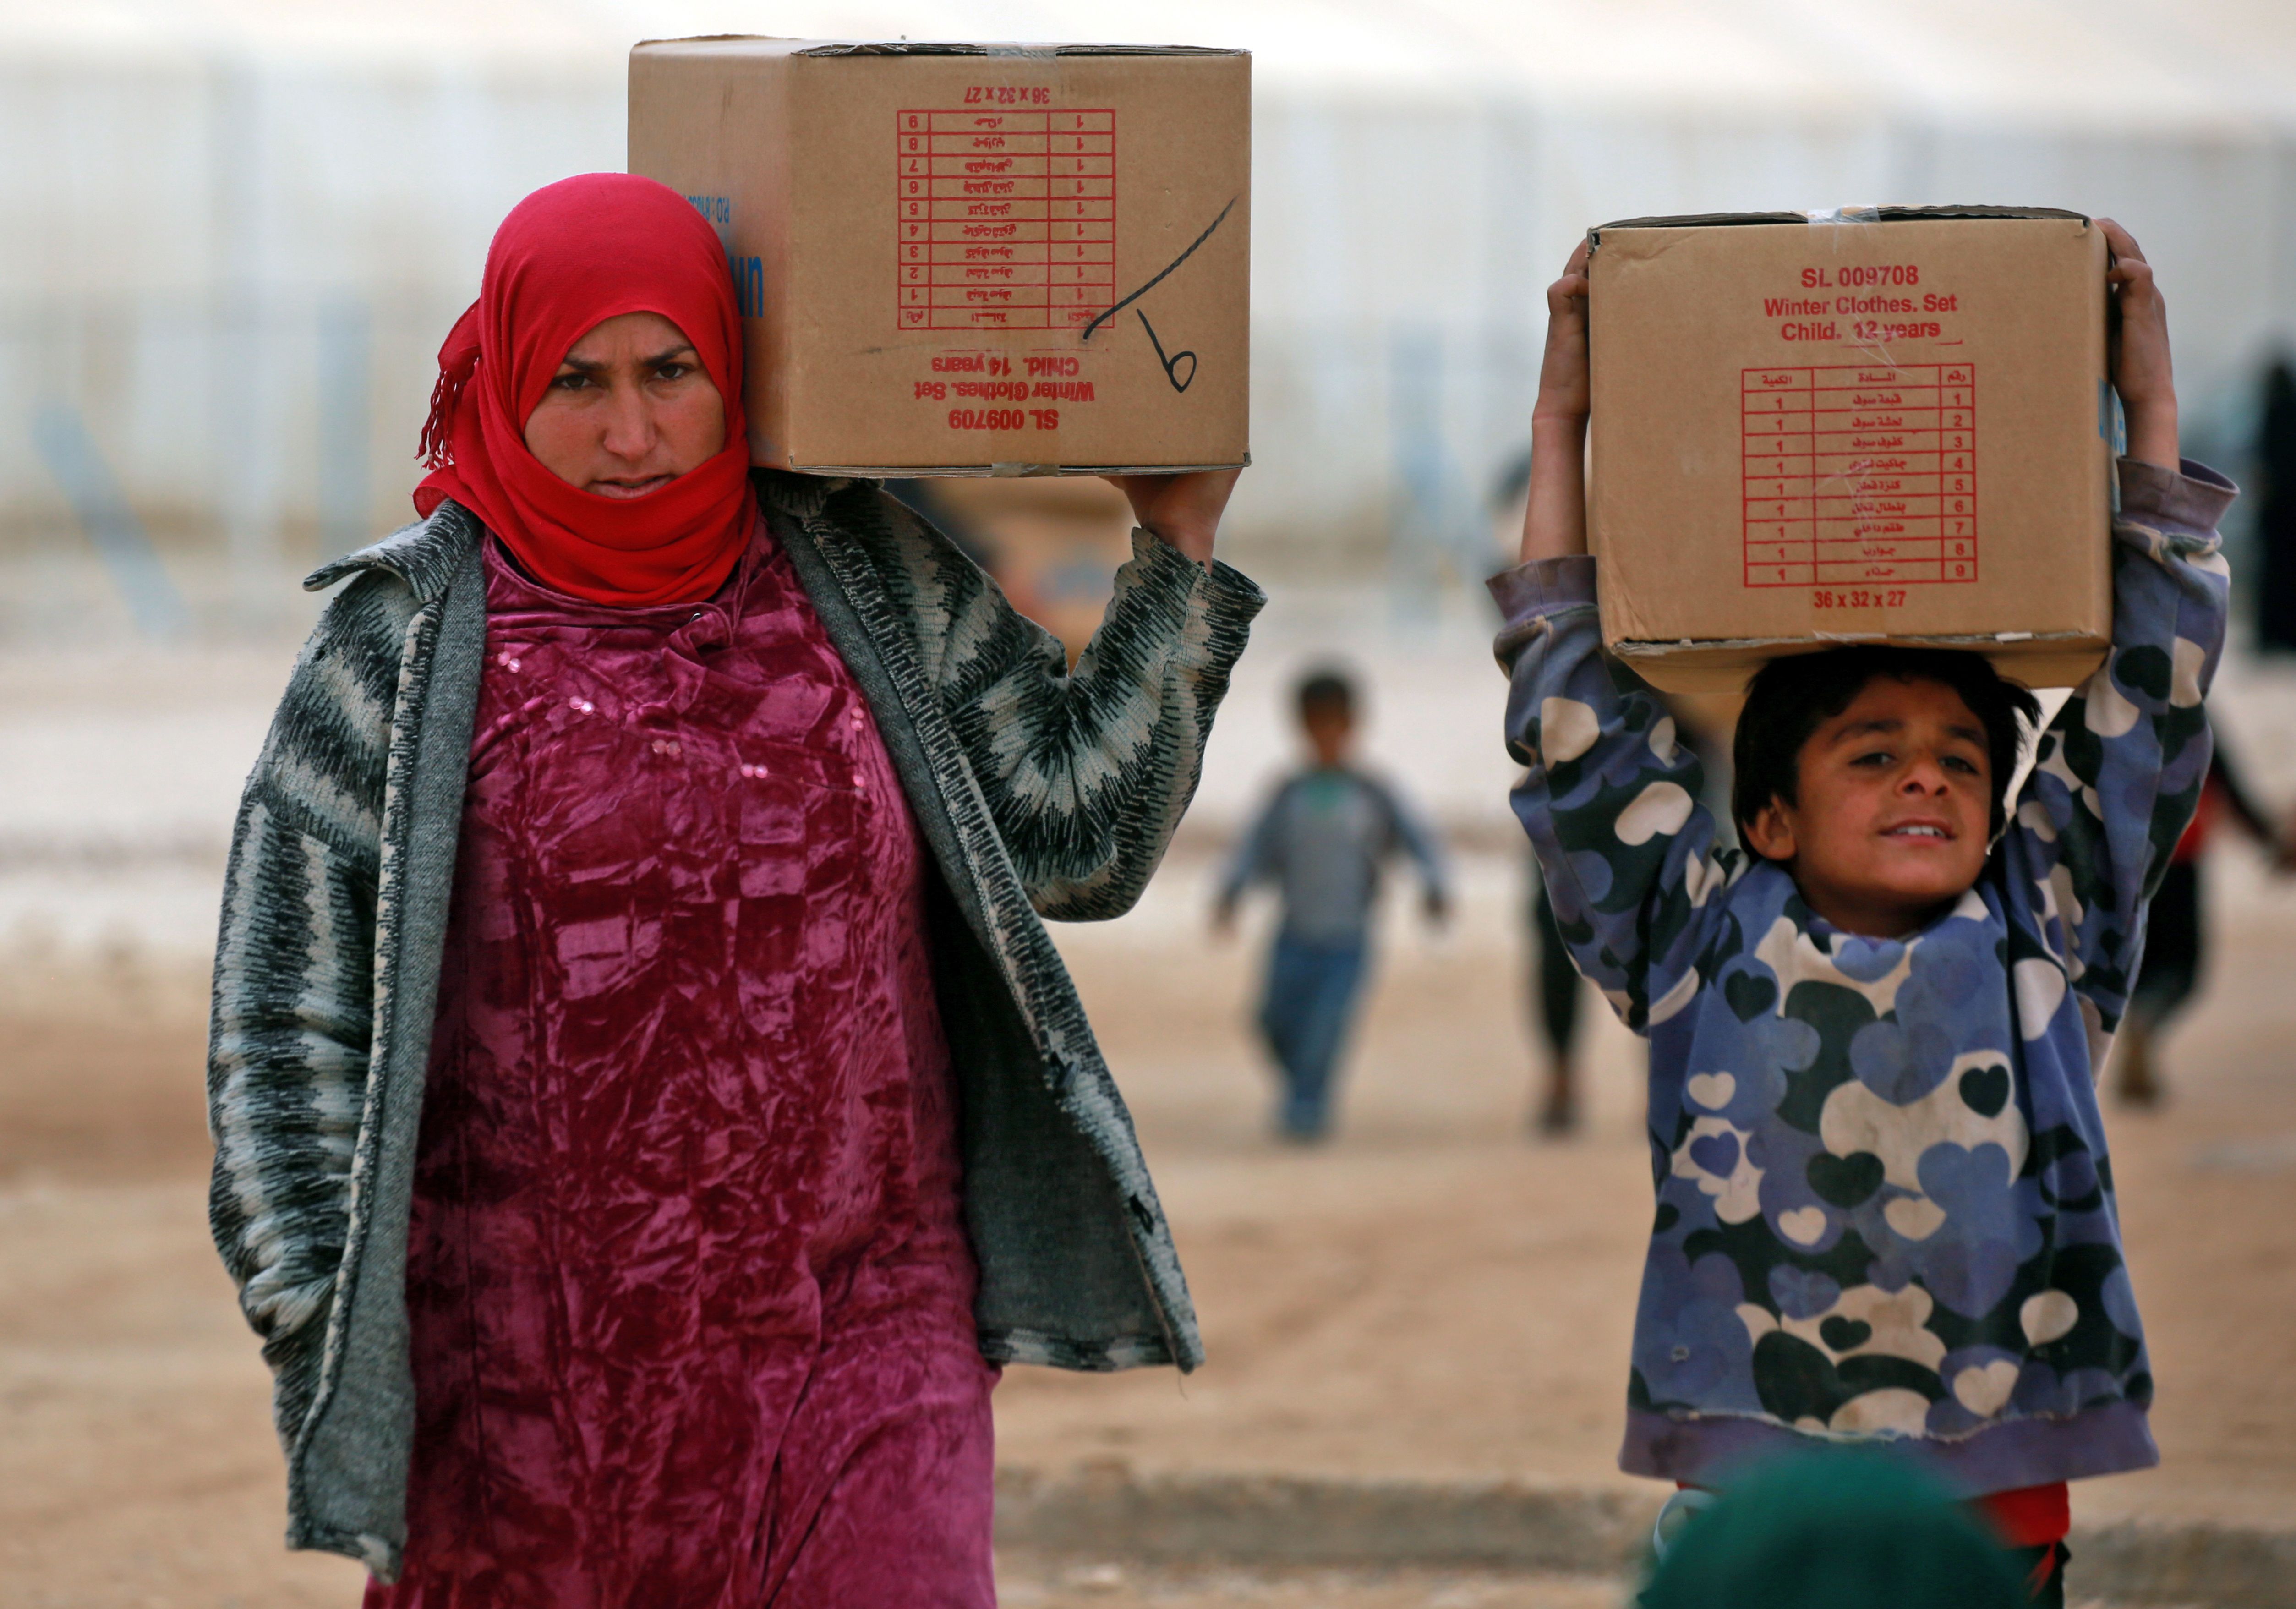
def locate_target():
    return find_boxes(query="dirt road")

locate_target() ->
[5,843,2295,1605]
[8,630,2296,1605]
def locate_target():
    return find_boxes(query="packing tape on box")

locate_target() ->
[1803,205,1881,225]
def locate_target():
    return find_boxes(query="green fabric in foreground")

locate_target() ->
[1640,1449,2028,1609]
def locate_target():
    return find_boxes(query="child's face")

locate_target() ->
[1744,676,1993,937]
[1303,704,1354,767]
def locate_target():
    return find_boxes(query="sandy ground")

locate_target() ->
[5,842,2296,1606]
[6,629,2296,1606]
[1005,852,2296,1542]
[996,1557,1619,1608]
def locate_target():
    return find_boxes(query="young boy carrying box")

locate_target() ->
[1494,221,2230,1604]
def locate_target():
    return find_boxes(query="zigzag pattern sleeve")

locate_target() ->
[864,488,1265,921]
[207,576,404,1441]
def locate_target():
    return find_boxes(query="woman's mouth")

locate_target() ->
[588,474,673,500]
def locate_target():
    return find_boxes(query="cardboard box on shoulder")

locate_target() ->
[628,37,1250,477]
[1586,208,2113,694]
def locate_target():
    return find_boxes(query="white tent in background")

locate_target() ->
[3,0,2294,627]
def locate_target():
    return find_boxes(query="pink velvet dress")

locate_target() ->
[369,520,997,1608]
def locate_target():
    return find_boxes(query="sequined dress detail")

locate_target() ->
[369,523,995,1607]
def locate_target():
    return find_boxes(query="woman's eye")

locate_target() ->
[654,362,691,382]
[551,372,590,391]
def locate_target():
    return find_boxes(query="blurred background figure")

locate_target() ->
[2116,739,2291,1107]
[1640,1449,2031,1609]
[909,477,1142,666]
[1215,668,1449,1140]
[889,474,1167,670]
[2252,359,2296,653]
[882,477,996,572]
[1526,864,1584,1136]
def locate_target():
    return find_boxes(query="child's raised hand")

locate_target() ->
[1520,241,1593,564]
[2101,218,2179,471]
[1535,239,1592,424]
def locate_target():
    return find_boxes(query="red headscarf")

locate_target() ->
[415,173,754,607]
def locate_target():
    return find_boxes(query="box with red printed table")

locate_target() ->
[1587,208,2112,693]
[629,38,1250,476]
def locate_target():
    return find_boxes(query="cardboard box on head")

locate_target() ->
[1586,208,2114,695]
[628,37,1250,478]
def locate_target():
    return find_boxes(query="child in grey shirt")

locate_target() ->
[1217,669,1449,1138]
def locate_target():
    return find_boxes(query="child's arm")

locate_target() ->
[1494,243,1736,1032]
[1520,243,1592,567]
[1213,786,1284,933]
[1376,781,1453,924]
[2011,220,2233,1042]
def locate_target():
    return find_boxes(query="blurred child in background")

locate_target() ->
[1217,669,1450,1140]
[1526,867,1585,1135]
[2116,743,2290,1106]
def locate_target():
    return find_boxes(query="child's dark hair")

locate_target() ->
[1296,668,1356,722]
[1731,646,2041,858]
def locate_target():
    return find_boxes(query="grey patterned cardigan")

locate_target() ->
[206,470,1263,1577]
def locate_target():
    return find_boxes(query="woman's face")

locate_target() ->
[523,311,727,499]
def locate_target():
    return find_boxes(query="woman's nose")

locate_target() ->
[599,385,656,461]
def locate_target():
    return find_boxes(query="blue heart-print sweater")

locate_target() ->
[1490,457,2232,1494]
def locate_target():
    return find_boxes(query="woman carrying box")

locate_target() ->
[205,173,1258,1604]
